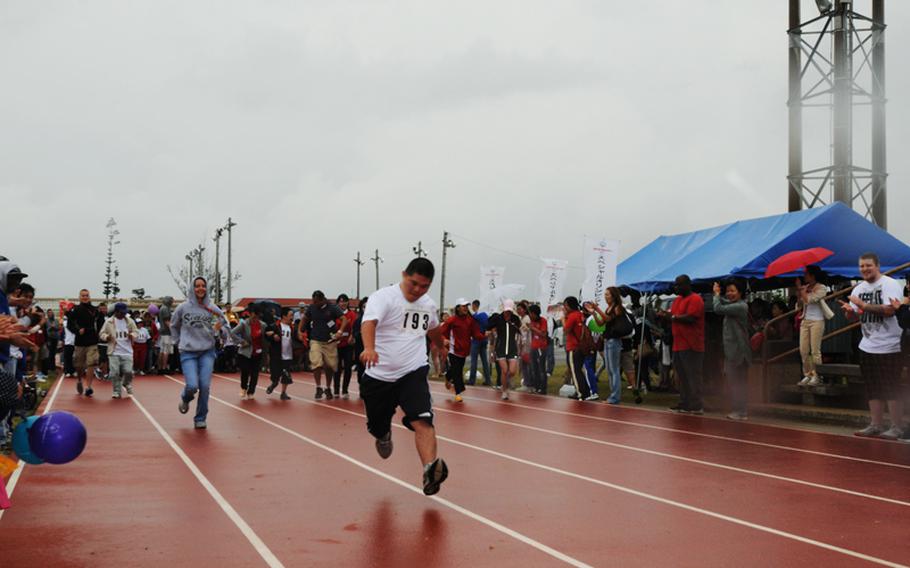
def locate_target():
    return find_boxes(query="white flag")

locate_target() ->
[537,258,569,310]
[581,237,620,306]
[479,266,505,297]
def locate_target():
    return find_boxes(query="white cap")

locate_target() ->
[454,298,471,307]
[501,299,515,312]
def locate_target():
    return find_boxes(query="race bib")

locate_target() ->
[400,309,432,336]
[327,321,336,329]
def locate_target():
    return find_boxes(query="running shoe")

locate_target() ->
[315,387,324,400]
[240,389,246,398]
[194,421,207,429]
[444,379,452,391]
[84,388,94,398]
[687,408,704,415]
[854,424,884,437]
[266,382,277,395]
[501,392,509,400]
[342,392,349,400]
[325,389,334,400]
[879,426,905,441]
[584,394,600,401]
[76,380,83,395]
[178,398,189,414]
[798,376,811,386]
[280,393,291,401]
[375,432,393,459]
[454,394,463,403]
[126,386,134,396]
[515,386,530,393]
[422,458,448,496]
[669,405,688,413]
[726,412,748,421]
[112,393,121,399]
[806,376,822,387]
[94,369,103,380]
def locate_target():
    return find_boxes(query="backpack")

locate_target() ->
[608,308,634,339]
[577,321,596,355]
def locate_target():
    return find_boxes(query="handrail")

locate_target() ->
[759,260,910,401]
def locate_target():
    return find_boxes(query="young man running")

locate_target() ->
[266,308,294,400]
[359,258,449,496]
[438,298,485,402]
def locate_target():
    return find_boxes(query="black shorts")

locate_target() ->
[271,358,293,385]
[97,344,109,364]
[860,350,903,400]
[360,365,433,439]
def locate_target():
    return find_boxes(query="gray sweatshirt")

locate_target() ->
[171,286,226,353]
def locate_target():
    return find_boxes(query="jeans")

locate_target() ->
[725,359,749,415]
[605,339,623,404]
[545,343,555,375]
[530,348,548,393]
[584,353,598,395]
[181,349,216,422]
[109,354,134,396]
[469,339,491,385]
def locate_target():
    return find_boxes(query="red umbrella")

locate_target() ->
[764,247,834,278]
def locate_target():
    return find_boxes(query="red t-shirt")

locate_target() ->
[439,314,484,358]
[670,293,705,352]
[564,311,584,352]
[530,317,548,350]
[250,320,263,354]
[338,310,358,348]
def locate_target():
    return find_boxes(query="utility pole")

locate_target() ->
[226,217,237,304]
[370,249,383,291]
[439,231,456,317]
[412,241,427,257]
[354,251,366,298]
[213,227,224,304]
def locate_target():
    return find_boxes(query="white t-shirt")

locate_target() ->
[135,327,150,344]
[112,317,133,357]
[362,284,439,382]
[280,323,293,361]
[850,275,904,354]
[64,317,76,346]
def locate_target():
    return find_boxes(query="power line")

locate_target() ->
[447,232,583,270]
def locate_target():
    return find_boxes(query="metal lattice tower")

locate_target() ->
[788,0,887,227]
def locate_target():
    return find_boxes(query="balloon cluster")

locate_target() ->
[11,411,87,465]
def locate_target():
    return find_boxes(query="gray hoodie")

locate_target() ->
[171,279,226,353]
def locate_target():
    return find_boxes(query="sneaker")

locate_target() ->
[266,382,277,395]
[178,398,189,414]
[422,458,449,496]
[515,386,530,393]
[194,421,207,429]
[126,386,134,396]
[76,380,84,395]
[94,369,103,380]
[688,408,704,415]
[85,388,94,398]
[669,405,688,413]
[879,426,905,440]
[726,412,748,421]
[280,393,291,401]
[584,394,600,401]
[325,389,334,400]
[342,392,350,400]
[501,392,509,400]
[806,376,822,387]
[444,380,452,391]
[854,424,884,437]
[375,432,393,459]
[454,394,463,403]
[798,376,812,386]
[112,393,121,399]
[240,389,246,398]
[315,387,324,400]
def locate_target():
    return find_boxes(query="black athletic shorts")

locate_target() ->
[360,365,433,439]
[97,344,108,364]
[860,350,903,400]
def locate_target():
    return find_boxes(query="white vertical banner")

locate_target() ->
[537,258,569,310]
[581,237,620,305]
[479,266,505,296]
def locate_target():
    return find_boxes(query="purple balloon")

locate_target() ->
[28,411,87,465]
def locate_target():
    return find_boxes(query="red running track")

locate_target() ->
[1,371,908,568]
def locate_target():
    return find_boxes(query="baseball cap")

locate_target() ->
[454,298,471,307]
[114,302,128,313]
[502,299,515,312]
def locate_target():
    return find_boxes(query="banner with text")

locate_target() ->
[581,237,620,305]
[537,258,569,310]
[479,266,505,296]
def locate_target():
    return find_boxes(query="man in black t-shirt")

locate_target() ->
[67,289,100,397]
[296,291,348,400]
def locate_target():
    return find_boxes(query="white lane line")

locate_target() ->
[212,374,909,568]
[130,392,284,568]
[0,373,66,522]
[422,383,910,471]
[275,377,910,508]
[173,375,593,568]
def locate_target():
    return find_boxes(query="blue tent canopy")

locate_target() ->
[617,203,910,293]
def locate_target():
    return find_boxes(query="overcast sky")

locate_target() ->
[2,1,908,304]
